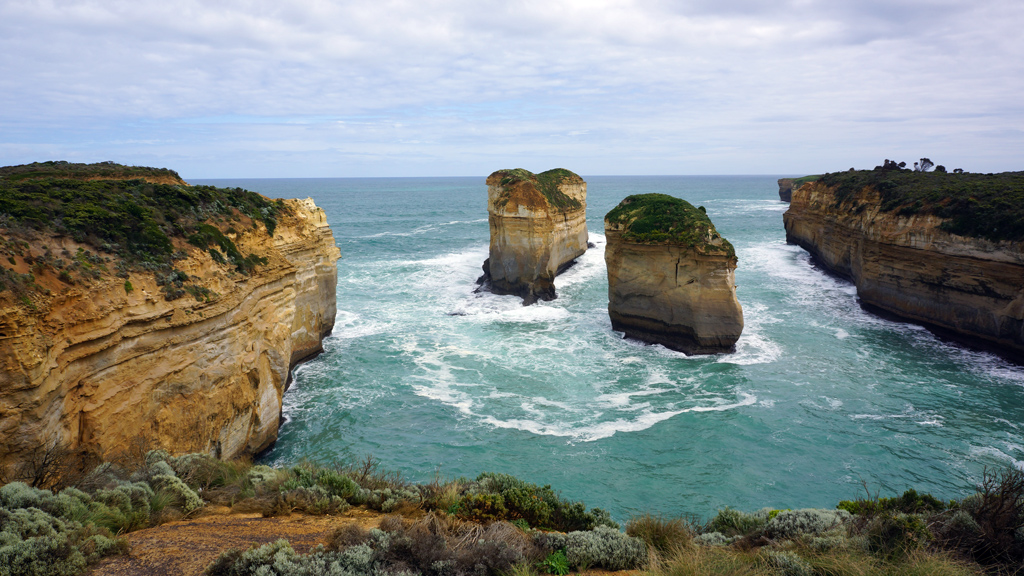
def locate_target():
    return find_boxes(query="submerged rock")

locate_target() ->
[478,168,588,305]
[604,194,743,354]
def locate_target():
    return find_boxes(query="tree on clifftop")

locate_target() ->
[914,158,934,172]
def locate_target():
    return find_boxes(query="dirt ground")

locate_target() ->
[88,507,639,576]
[88,506,386,576]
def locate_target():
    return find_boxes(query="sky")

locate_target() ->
[1,0,1022,178]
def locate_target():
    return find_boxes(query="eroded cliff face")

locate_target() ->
[0,198,340,469]
[604,195,743,354]
[480,169,588,305]
[784,182,1024,358]
[778,178,794,202]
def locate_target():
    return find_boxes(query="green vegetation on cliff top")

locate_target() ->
[815,167,1024,242]
[491,168,584,211]
[789,174,820,187]
[0,160,183,183]
[605,193,735,258]
[0,161,285,301]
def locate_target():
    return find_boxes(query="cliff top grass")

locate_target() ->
[790,174,820,187]
[816,167,1024,242]
[0,161,286,300]
[489,168,584,211]
[605,193,735,258]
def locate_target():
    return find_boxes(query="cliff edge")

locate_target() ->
[778,175,819,203]
[783,168,1024,360]
[0,162,340,472]
[478,168,588,305]
[604,194,743,354]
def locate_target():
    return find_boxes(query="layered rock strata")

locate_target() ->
[0,196,340,471]
[479,169,588,305]
[605,194,743,354]
[784,181,1024,359]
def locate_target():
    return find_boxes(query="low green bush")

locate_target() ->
[537,549,569,575]
[0,484,128,576]
[764,508,851,540]
[534,526,646,571]
[759,549,814,576]
[866,513,932,558]
[707,507,776,537]
[468,472,616,531]
[816,167,1024,242]
[837,488,946,516]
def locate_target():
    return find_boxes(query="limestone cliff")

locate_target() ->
[784,179,1024,359]
[478,168,588,305]
[604,194,743,354]
[778,178,794,202]
[0,167,340,471]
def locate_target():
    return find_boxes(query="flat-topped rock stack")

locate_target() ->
[479,168,588,305]
[604,193,743,354]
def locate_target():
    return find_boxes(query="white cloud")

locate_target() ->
[0,0,1021,176]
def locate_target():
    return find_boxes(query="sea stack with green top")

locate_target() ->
[479,168,588,305]
[604,193,743,354]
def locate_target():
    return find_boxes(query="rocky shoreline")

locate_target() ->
[784,176,1024,361]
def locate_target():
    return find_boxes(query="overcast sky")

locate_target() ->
[1,0,1022,178]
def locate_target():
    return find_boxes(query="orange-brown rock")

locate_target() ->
[604,194,743,354]
[784,181,1024,359]
[0,198,340,471]
[479,168,588,304]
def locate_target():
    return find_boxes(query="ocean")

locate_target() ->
[192,175,1024,522]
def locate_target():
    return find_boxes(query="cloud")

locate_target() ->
[0,0,1022,176]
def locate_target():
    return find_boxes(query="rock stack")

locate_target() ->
[479,168,588,305]
[604,194,743,354]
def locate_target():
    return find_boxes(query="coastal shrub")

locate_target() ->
[0,529,88,576]
[933,467,1024,568]
[171,452,247,490]
[626,513,694,554]
[764,508,851,540]
[247,464,284,487]
[456,492,508,523]
[865,513,931,557]
[0,490,127,576]
[816,167,1024,242]
[283,486,350,515]
[535,526,646,571]
[366,486,421,513]
[151,474,203,514]
[0,482,49,510]
[707,507,775,537]
[562,525,647,570]
[88,482,153,532]
[837,488,946,516]
[468,472,616,531]
[693,531,730,546]
[207,516,540,576]
[490,168,583,212]
[604,193,735,258]
[537,549,569,575]
[758,549,813,576]
[315,469,360,500]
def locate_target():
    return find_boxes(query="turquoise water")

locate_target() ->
[195,176,1024,521]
